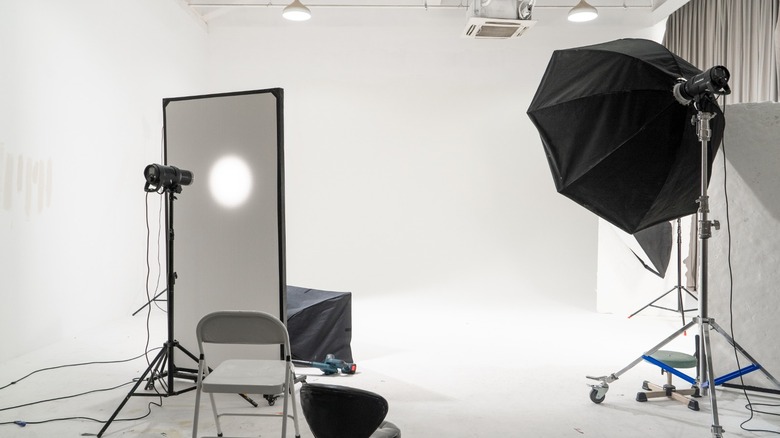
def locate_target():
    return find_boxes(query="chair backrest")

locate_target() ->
[196,311,290,353]
[300,383,389,438]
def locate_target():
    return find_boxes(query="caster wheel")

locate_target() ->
[688,400,700,411]
[590,388,606,404]
[636,392,648,402]
[642,381,650,391]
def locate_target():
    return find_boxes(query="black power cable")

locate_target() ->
[0,349,163,429]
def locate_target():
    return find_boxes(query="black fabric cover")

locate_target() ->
[287,286,353,363]
[632,220,673,278]
[300,383,390,438]
[527,38,724,234]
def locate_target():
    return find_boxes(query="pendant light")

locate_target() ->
[568,0,598,22]
[283,0,311,21]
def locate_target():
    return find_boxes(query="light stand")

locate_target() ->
[587,87,780,438]
[695,102,724,437]
[629,217,698,325]
[98,186,201,437]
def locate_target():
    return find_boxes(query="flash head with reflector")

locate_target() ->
[673,65,731,106]
[144,163,194,193]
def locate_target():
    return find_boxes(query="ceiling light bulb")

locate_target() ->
[568,0,598,22]
[283,0,311,21]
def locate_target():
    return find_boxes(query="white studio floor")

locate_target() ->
[2,294,780,438]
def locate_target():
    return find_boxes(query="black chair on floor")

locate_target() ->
[300,383,401,438]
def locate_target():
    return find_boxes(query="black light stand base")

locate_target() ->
[97,340,198,437]
[628,286,698,318]
[629,218,698,326]
[97,340,260,437]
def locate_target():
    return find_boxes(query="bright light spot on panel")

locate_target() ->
[209,155,253,208]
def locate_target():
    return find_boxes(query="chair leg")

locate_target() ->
[281,368,290,438]
[289,369,301,438]
[193,387,202,438]
[208,392,222,437]
[193,359,205,438]
[281,391,288,437]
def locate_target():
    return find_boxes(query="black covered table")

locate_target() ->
[287,286,353,363]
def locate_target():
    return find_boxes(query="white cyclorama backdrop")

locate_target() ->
[203,8,668,315]
[164,89,285,364]
[0,2,670,364]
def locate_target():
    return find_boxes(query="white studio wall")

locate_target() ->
[203,8,667,312]
[0,1,210,363]
[0,1,671,365]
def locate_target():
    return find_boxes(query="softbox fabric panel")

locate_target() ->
[632,221,673,278]
[527,38,724,234]
[287,286,353,363]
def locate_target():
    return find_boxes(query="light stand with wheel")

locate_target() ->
[586,67,780,438]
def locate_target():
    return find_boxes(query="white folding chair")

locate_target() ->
[192,310,301,438]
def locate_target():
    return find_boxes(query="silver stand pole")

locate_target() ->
[694,109,724,438]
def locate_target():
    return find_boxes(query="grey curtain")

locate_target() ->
[663,0,780,104]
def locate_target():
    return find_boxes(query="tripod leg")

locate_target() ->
[676,286,687,327]
[175,342,200,363]
[701,322,724,438]
[628,288,676,318]
[709,320,780,387]
[146,348,171,390]
[132,288,167,316]
[97,348,167,437]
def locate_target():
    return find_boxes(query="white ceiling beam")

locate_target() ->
[174,0,209,30]
[188,2,465,10]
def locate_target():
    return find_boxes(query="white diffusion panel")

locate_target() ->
[164,89,285,364]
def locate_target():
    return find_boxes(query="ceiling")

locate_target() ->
[181,0,690,26]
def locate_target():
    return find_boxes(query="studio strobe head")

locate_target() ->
[144,163,194,193]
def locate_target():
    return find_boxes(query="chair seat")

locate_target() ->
[650,350,697,369]
[301,383,394,438]
[203,359,286,394]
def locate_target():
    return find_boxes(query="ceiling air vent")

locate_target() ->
[463,17,536,39]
